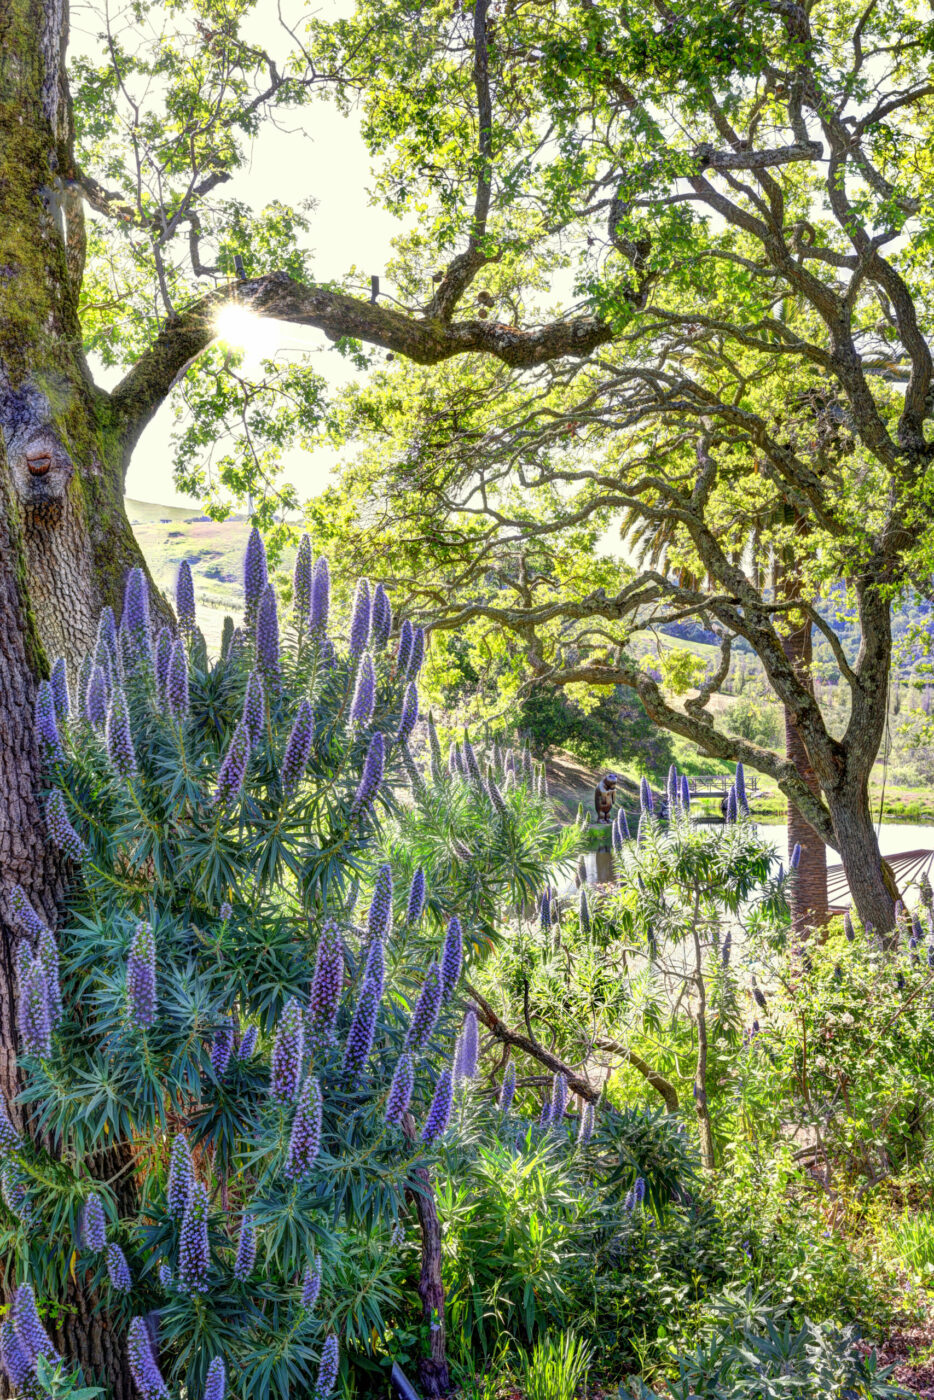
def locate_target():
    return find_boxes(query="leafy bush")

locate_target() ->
[518,1330,590,1400]
[723,695,782,748]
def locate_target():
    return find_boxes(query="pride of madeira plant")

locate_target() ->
[0,532,574,1400]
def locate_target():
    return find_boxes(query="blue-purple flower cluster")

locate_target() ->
[372,583,392,650]
[106,685,137,779]
[126,921,157,1030]
[271,997,305,1103]
[106,1242,133,1292]
[281,699,314,796]
[350,654,376,726]
[178,1179,211,1291]
[234,1212,256,1280]
[301,1255,323,1310]
[421,1067,454,1144]
[349,579,372,656]
[244,528,268,629]
[343,978,380,1079]
[405,965,442,1052]
[204,1355,226,1400]
[176,559,196,636]
[256,584,281,689]
[385,1052,414,1125]
[167,1133,193,1220]
[285,1075,323,1180]
[211,1014,235,1078]
[499,1061,516,1114]
[82,1192,107,1253]
[308,922,343,1048]
[35,679,63,761]
[440,916,463,1002]
[314,1335,340,1399]
[213,722,251,806]
[351,731,385,815]
[46,788,87,862]
[127,1315,170,1399]
[294,535,313,619]
[166,640,189,718]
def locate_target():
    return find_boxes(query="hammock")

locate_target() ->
[827,849,934,909]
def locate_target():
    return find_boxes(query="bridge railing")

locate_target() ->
[686,774,759,794]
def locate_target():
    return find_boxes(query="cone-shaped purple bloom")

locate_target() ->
[50,657,70,721]
[405,964,443,1051]
[167,1134,193,1220]
[367,865,393,943]
[348,578,372,657]
[844,910,855,942]
[619,808,631,841]
[351,731,384,814]
[487,774,508,816]
[499,1061,516,1114]
[166,640,189,718]
[579,887,590,934]
[12,1284,61,1367]
[37,926,62,1026]
[726,785,737,824]
[440,917,463,1002]
[35,680,63,760]
[82,1193,107,1253]
[385,1052,415,1125]
[752,985,767,1010]
[85,662,109,729]
[294,535,313,620]
[18,952,52,1058]
[396,618,413,676]
[396,682,418,745]
[550,1071,569,1125]
[126,921,157,1031]
[9,884,48,938]
[285,1074,323,1180]
[281,699,315,796]
[97,605,118,667]
[372,583,392,651]
[213,722,251,806]
[308,921,343,1049]
[406,869,426,926]
[722,930,732,967]
[158,1263,173,1289]
[154,628,172,697]
[448,744,462,778]
[0,1096,21,1156]
[106,685,136,779]
[301,1256,323,1310]
[106,1242,132,1292]
[310,556,330,634]
[343,977,380,1079]
[462,731,482,787]
[1,1317,33,1391]
[234,1213,256,1280]
[735,762,749,814]
[178,1179,210,1292]
[271,997,305,1103]
[680,774,690,814]
[238,1024,258,1059]
[365,935,385,998]
[421,1067,454,1144]
[256,584,281,688]
[456,1009,479,1080]
[314,1335,340,1399]
[639,777,654,816]
[204,1356,226,1400]
[790,842,801,869]
[244,527,268,629]
[1,1160,32,1226]
[122,567,152,655]
[539,889,552,931]
[666,764,678,814]
[242,669,265,746]
[127,1315,170,1399]
[409,626,425,679]
[211,1014,235,1079]
[176,560,196,636]
[350,654,376,727]
[578,1102,595,1144]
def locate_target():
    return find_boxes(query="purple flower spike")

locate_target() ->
[550,1071,569,1125]
[294,535,313,620]
[176,560,196,637]
[158,1263,173,1289]
[244,527,268,629]
[281,699,315,796]
[612,816,624,856]
[50,657,70,721]
[9,884,48,938]
[308,921,344,1049]
[126,921,157,1031]
[405,965,443,1052]
[457,1009,479,1080]
[349,579,372,657]
[462,731,482,787]
[35,680,63,760]
[722,931,732,967]
[82,1193,107,1253]
[350,654,376,727]
[106,686,136,779]
[440,917,463,1002]
[97,605,118,666]
[213,722,251,807]
[85,663,109,730]
[790,842,801,870]
[421,1067,454,1144]
[680,775,690,814]
[242,670,265,746]
[365,936,385,998]
[396,682,419,745]
[178,1179,211,1292]
[314,1335,340,1399]
[368,865,394,944]
[351,731,385,815]
[619,809,631,841]
[165,640,189,719]
[211,1014,235,1079]
[634,1175,646,1204]
[271,997,305,1103]
[343,978,381,1080]
[666,764,678,814]
[409,626,425,679]
[154,628,172,697]
[395,619,414,676]
[122,567,152,649]
[0,1096,21,1156]
[18,953,52,1058]
[499,1061,516,1114]
[540,889,552,931]
[37,926,63,1026]
[167,1134,193,1220]
[539,1098,553,1130]
[12,1284,61,1368]
[385,1052,415,1125]
[234,1214,256,1280]
[127,1315,170,1400]
[204,1356,226,1400]
[106,1242,132,1292]
[372,583,392,651]
[311,556,330,634]
[640,777,654,817]
[735,762,749,814]
[301,1255,323,1310]
[726,785,737,824]
[578,1102,595,1144]
[1,1161,32,1226]
[238,1025,258,1059]
[844,910,855,942]
[579,887,590,934]
[256,584,281,689]
[1,1318,33,1391]
[285,1074,323,1180]
[406,869,426,926]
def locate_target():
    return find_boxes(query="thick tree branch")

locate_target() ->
[467,983,599,1103]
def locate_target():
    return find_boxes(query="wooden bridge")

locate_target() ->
[686,773,760,800]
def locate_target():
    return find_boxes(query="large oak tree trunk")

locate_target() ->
[781,618,829,933]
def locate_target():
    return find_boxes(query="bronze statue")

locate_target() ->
[594,772,618,823]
